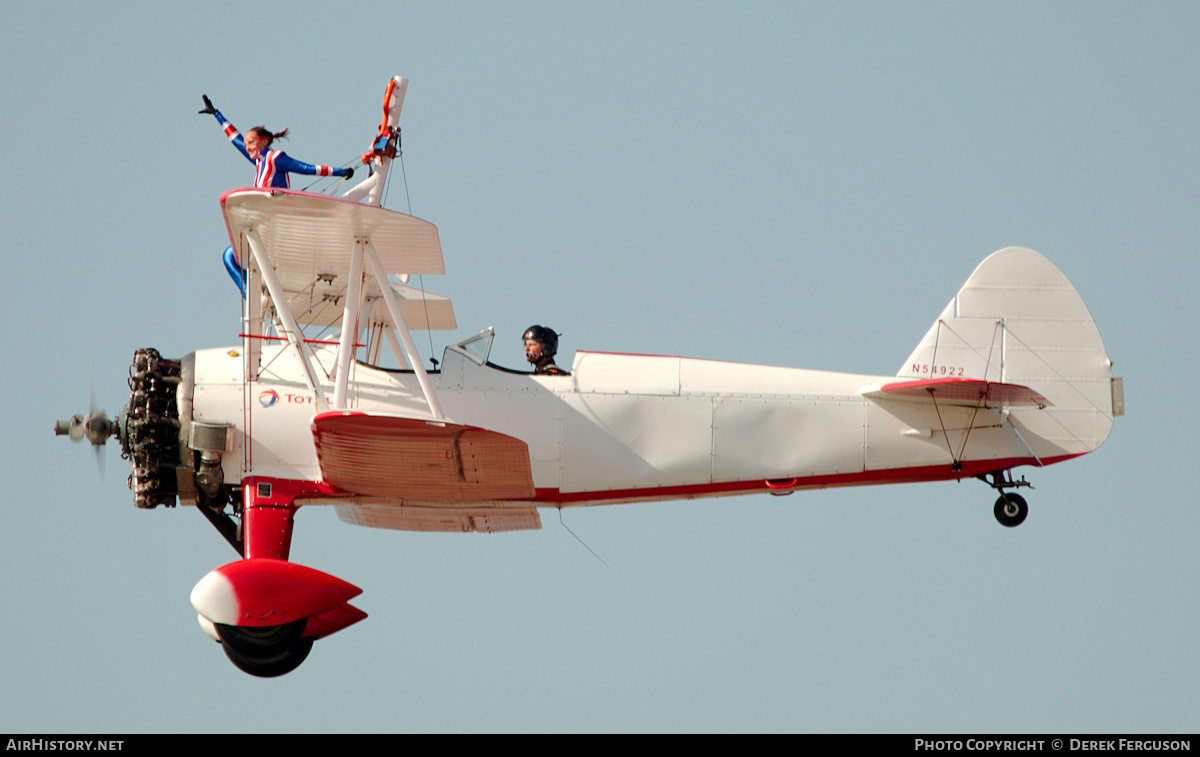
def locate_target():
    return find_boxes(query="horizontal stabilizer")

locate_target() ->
[862,378,1051,408]
[312,411,535,502]
[334,504,542,533]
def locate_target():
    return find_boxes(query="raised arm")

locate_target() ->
[199,94,252,163]
[271,153,353,180]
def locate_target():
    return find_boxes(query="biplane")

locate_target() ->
[55,76,1123,677]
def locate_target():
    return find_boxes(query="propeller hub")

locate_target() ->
[54,412,114,446]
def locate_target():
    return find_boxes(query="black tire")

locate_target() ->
[215,618,307,657]
[994,493,1028,527]
[221,635,314,678]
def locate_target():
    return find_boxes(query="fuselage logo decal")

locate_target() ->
[259,390,279,408]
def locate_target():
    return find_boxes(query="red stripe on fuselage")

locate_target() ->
[270,454,1084,508]
[531,454,1084,506]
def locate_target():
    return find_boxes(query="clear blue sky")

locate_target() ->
[2,1,1195,733]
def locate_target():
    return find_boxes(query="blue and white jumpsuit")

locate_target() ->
[210,109,352,294]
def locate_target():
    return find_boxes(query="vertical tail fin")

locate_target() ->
[899,247,1121,457]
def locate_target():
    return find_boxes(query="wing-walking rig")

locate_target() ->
[55,76,1123,676]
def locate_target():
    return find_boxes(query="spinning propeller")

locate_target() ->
[53,374,121,478]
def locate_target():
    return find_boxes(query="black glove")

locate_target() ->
[342,167,354,180]
[198,94,216,115]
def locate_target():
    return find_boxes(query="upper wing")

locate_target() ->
[861,377,1051,408]
[311,411,536,502]
[221,188,445,291]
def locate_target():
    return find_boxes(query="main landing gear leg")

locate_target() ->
[242,478,296,561]
[191,477,363,677]
[214,477,312,677]
[978,470,1032,528]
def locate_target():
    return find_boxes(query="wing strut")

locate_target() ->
[361,239,445,420]
[245,229,329,412]
[324,238,444,420]
[332,240,365,409]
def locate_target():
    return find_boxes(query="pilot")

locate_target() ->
[523,325,568,375]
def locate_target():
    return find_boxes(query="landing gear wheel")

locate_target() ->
[215,618,313,677]
[994,493,1028,528]
[215,618,307,657]
[221,635,314,678]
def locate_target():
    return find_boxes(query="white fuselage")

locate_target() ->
[188,341,1069,509]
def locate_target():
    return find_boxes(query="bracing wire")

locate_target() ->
[298,166,356,194]
[396,150,440,367]
[558,508,610,568]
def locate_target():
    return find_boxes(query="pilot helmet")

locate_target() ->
[522,325,558,357]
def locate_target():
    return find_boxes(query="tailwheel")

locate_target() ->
[993,492,1028,528]
[215,619,313,677]
[979,470,1033,528]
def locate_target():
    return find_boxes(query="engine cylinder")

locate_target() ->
[121,348,185,509]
